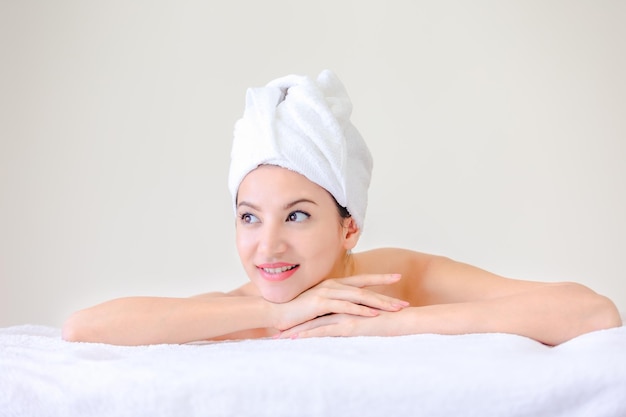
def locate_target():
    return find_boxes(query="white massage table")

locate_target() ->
[1,323,625,416]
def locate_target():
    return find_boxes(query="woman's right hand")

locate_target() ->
[268,273,409,332]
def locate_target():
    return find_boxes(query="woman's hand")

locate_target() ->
[268,274,409,332]
[275,309,408,339]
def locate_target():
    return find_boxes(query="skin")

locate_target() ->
[62,165,622,346]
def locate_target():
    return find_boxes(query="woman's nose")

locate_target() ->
[258,222,287,256]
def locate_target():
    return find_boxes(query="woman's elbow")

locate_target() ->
[588,293,622,331]
[543,284,621,345]
[567,282,623,333]
[61,310,92,342]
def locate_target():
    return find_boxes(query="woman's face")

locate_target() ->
[235,165,358,303]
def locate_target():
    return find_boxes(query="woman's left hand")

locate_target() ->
[275,309,409,339]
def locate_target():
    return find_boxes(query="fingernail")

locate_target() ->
[389,274,402,280]
[391,301,410,309]
[290,333,299,340]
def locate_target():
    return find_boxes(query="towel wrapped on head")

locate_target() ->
[228,70,373,229]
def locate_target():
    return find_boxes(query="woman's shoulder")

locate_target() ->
[351,247,435,303]
[352,247,437,285]
[353,247,436,271]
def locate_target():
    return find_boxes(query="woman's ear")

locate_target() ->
[342,217,361,250]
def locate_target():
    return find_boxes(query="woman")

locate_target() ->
[62,70,621,346]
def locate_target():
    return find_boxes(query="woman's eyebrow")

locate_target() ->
[284,199,317,209]
[237,199,316,211]
[237,201,260,211]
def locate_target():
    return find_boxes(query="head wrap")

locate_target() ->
[228,70,373,229]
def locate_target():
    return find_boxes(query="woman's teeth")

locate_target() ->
[262,265,298,274]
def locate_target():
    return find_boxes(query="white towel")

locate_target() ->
[228,70,373,229]
[2,324,626,417]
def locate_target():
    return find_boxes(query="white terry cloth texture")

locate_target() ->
[228,70,373,230]
[2,324,626,417]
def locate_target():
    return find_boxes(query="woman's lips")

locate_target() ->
[257,263,300,282]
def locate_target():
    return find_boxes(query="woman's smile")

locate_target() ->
[257,263,300,282]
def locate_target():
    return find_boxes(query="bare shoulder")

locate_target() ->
[352,247,437,304]
[353,247,436,276]
[362,247,557,305]
[353,247,543,305]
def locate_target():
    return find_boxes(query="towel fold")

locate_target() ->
[228,70,373,229]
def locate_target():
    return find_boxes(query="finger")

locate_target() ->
[335,273,402,288]
[324,299,381,317]
[285,315,359,339]
[277,315,339,339]
[277,303,372,339]
[297,325,343,339]
[323,287,410,312]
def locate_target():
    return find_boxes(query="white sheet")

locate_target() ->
[1,324,625,417]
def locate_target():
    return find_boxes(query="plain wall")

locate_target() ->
[1,1,624,327]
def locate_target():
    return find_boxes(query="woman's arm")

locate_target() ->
[62,274,409,345]
[415,255,622,343]
[398,282,620,345]
[277,253,622,345]
[62,295,273,345]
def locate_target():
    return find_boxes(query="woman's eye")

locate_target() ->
[240,213,260,224]
[287,211,310,222]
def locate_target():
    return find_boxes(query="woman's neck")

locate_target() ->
[327,250,356,279]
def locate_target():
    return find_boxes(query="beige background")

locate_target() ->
[1,1,624,327]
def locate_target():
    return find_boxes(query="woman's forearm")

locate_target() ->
[396,283,621,345]
[62,295,272,345]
